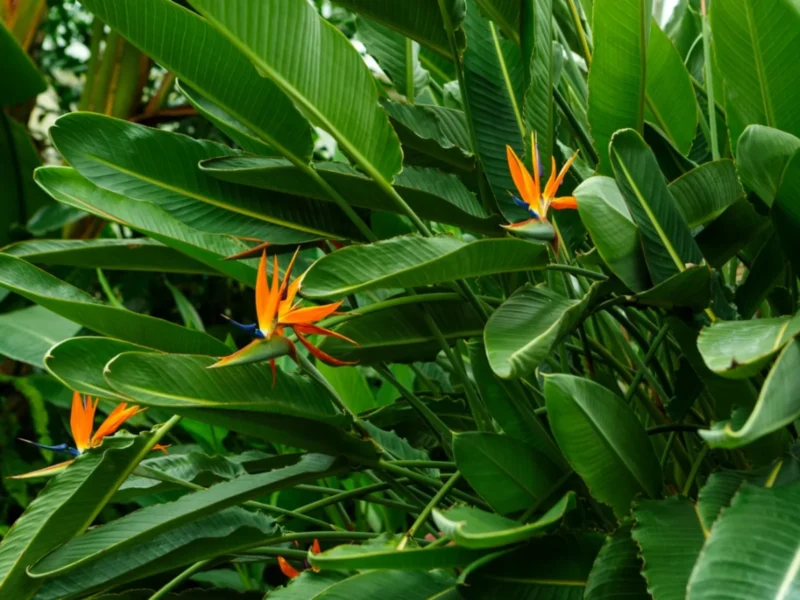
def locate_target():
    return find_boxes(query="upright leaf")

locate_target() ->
[736,125,800,206]
[585,525,650,600]
[475,0,520,44]
[772,150,800,275]
[190,0,402,183]
[0,306,80,369]
[0,21,46,107]
[588,0,652,173]
[669,160,743,228]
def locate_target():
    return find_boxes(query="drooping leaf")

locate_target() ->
[0,254,230,356]
[51,113,354,241]
[575,175,651,292]
[545,374,662,519]
[669,160,743,228]
[485,282,606,379]
[710,0,800,153]
[454,432,564,514]
[190,0,403,183]
[633,265,711,310]
[3,239,211,274]
[77,0,314,161]
[433,492,576,548]
[587,0,652,173]
[697,315,800,379]
[0,20,46,107]
[33,168,257,285]
[610,128,704,284]
[695,198,770,268]
[736,125,800,206]
[357,17,428,100]
[631,496,706,600]
[585,525,650,600]
[302,235,547,299]
[700,338,800,449]
[199,158,496,234]
[0,306,80,369]
[687,483,800,599]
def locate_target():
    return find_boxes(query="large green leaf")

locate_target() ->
[631,496,706,600]
[0,254,229,356]
[3,239,210,274]
[104,352,377,458]
[587,0,652,173]
[475,0,519,43]
[302,235,547,299]
[736,125,800,206]
[545,374,662,519]
[485,282,605,379]
[0,20,46,107]
[585,525,650,600]
[710,0,800,153]
[34,168,257,285]
[191,0,402,184]
[32,508,277,600]
[199,158,496,234]
[453,432,564,515]
[633,265,711,310]
[575,176,651,292]
[700,338,800,449]
[697,315,800,379]
[0,433,163,599]
[772,150,800,274]
[28,454,341,578]
[51,113,353,241]
[319,296,484,364]
[687,483,800,599]
[77,0,313,161]
[696,197,770,268]
[645,21,697,155]
[334,0,466,58]
[272,569,454,600]
[0,306,80,369]
[669,160,743,228]
[433,492,576,548]
[463,0,526,220]
[610,129,704,284]
[357,17,428,100]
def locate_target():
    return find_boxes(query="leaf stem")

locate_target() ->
[545,264,607,280]
[148,558,212,600]
[682,443,710,496]
[566,0,592,68]
[377,460,492,511]
[397,471,461,550]
[700,0,720,160]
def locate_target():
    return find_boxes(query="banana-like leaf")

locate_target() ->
[33,168,257,285]
[302,235,547,299]
[687,483,800,599]
[633,265,711,310]
[700,339,800,449]
[710,0,800,154]
[736,233,786,319]
[484,282,606,379]
[0,306,80,369]
[575,176,651,293]
[104,352,376,458]
[736,125,800,205]
[645,21,697,155]
[772,150,800,275]
[309,535,487,571]
[190,0,402,183]
[360,422,435,475]
[32,508,278,600]
[463,0,526,220]
[77,0,314,161]
[588,0,652,173]
[631,496,706,600]
[381,101,474,171]
[271,569,454,600]
[669,160,743,228]
[475,0,519,43]
[433,492,577,548]
[357,17,429,100]
[3,239,210,274]
[0,433,162,599]
[521,0,554,178]
[28,454,341,578]
[585,525,649,600]
[199,159,497,234]
[178,82,275,156]
[697,315,800,379]
[0,254,229,356]
[319,296,484,364]
[610,129,703,284]
[696,197,770,268]
[51,113,355,242]
[45,337,157,400]
[544,374,662,519]
[453,432,564,515]
[334,0,466,58]
[0,21,46,107]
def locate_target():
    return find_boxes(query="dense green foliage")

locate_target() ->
[2,0,800,598]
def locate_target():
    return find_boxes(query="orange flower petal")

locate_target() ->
[550,196,578,210]
[277,556,300,579]
[295,331,358,366]
[255,250,270,332]
[293,323,358,346]
[153,444,170,454]
[91,403,146,446]
[262,254,281,334]
[506,145,537,206]
[279,247,301,299]
[8,459,75,480]
[280,301,343,325]
[70,393,96,452]
[311,539,321,554]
